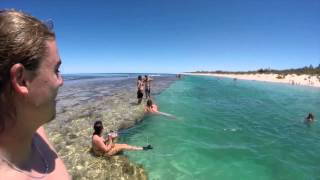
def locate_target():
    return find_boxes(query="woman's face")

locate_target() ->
[101,126,104,134]
[23,40,63,124]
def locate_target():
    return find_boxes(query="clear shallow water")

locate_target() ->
[121,76,320,180]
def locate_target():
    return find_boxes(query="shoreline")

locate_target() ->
[184,73,320,88]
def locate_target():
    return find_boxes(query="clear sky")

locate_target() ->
[1,0,320,73]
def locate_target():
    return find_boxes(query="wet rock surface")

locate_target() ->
[44,76,176,179]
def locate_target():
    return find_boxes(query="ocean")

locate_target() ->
[120,75,320,180]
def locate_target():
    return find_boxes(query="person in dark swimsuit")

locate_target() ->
[305,113,315,124]
[137,75,144,104]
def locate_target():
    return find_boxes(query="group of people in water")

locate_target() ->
[91,74,179,157]
[91,75,165,157]
[137,75,153,104]
[91,74,317,157]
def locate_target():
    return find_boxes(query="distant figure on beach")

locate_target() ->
[92,121,152,156]
[0,10,69,179]
[144,75,153,99]
[304,113,315,124]
[145,99,176,119]
[137,75,144,104]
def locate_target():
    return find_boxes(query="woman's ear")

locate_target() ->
[10,63,29,96]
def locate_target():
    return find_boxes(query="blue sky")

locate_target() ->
[1,0,320,73]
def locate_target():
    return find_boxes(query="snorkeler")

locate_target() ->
[92,121,152,156]
[304,113,315,123]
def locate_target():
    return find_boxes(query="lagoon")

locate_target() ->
[123,75,320,179]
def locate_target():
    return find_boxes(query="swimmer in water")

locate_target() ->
[304,113,315,124]
[145,99,176,119]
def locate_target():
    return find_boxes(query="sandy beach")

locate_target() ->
[185,73,320,88]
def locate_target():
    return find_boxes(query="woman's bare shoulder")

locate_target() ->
[92,134,104,143]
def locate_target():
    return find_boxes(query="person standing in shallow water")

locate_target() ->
[144,75,153,99]
[91,121,152,156]
[0,10,69,179]
[137,75,144,104]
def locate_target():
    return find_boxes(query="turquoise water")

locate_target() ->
[122,76,320,180]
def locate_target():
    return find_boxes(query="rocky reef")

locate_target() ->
[44,76,176,179]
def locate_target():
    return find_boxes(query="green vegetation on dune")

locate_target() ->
[191,64,320,76]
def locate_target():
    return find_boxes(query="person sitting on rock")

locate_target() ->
[91,121,152,156]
